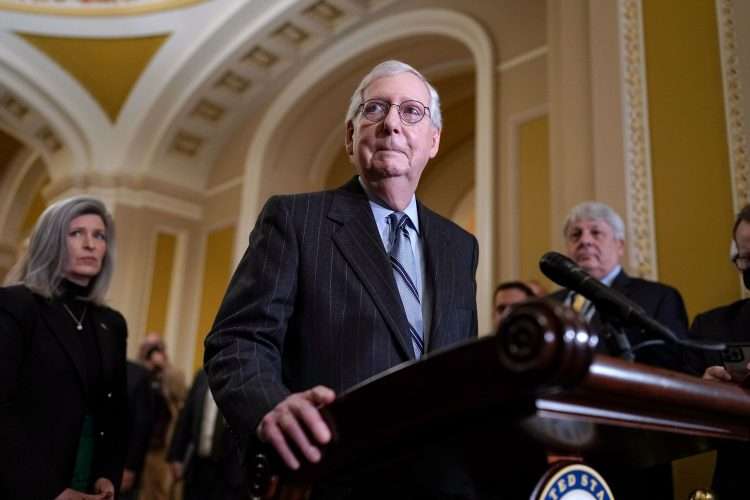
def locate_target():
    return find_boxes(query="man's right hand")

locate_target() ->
[257,385,336,470]
[703,365,733,382]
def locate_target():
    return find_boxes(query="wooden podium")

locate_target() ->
[249,301,750,499]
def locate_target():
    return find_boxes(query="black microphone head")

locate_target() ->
[539,252,584,289]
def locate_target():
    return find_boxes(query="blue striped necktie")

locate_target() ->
[388,212,424,357]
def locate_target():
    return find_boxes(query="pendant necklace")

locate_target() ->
[62,303,88,331]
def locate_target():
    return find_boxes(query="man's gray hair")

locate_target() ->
[563,201,626,241]
[5,195,116,304]
[345,59,442,130]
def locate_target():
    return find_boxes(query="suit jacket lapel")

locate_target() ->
[39,299,89,396]
[419,204,450,351]
[610,269,630,292]
[590,269,629,332]
[329,179,415,359]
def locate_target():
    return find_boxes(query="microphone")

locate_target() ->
[539,252,725,352]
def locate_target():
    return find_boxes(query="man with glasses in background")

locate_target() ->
[689,203,750,500]
[692,203,750,365]
[204,60,481,499]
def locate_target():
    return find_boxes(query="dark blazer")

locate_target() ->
[125,361,155,485]
[690,298,750,344]
[204,178,479,495]
[688,298,750,500]
[167,370,244,498]
[0,284,128,499]
[549,269,689,370]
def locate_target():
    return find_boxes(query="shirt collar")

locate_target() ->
[600,265,622,287]
[358,176,420,234]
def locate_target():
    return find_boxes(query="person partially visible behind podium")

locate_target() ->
[204,60,481,499]
[167,369,245,500]
[548,201,689,500]
[492,280,535,331]
[549,201,689,369]
[688,203,750,500]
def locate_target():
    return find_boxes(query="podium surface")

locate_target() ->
[250,301,750,499]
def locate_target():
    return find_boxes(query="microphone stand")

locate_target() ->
[598,313,635,362]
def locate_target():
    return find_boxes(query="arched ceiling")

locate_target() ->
[0,0,546,198]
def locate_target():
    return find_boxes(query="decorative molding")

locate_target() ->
[53,185,203,221]
[205,176,242,198]
[619,0,658,280]
[716,0,750,211]
[505,105,548,280]
[0,0,206,16]
[497,46,548,73]
[0,85,66,158]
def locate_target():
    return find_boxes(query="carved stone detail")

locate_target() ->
[717,0,749,210]
[619,0,657,279]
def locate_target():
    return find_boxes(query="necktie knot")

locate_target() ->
[389,212,410,241]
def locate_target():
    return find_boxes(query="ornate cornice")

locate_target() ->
[716,0,749,210]
[0,0,205,16]
[619,0,658,279]
[45,172,204,220]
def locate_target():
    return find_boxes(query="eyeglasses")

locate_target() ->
[359,99,430,125]
[733,254,750,271]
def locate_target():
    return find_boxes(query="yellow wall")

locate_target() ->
[519,115,552,289]
[193,225,235,371]
[145,232,176,336]
[644,0,738,319]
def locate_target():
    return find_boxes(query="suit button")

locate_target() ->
[100,431,105,437]
[107,392,112,398]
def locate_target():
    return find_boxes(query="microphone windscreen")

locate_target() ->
[539,252,581,288]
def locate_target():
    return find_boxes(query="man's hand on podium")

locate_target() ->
[703,365,732,382]
[257,385,336,470]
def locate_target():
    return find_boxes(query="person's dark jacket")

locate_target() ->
[167,370,244,499]
[124,361,155,485]
[204,177,480,499]
[0,284,128,499]
[549,269,689,370]
[688,298,750,500]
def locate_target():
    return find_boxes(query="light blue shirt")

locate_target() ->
[600,265,622,287]
[358,177,425,299]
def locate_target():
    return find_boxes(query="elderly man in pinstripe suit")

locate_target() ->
[204,60,480,499]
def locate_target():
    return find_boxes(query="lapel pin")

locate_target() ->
[100,323,108,330]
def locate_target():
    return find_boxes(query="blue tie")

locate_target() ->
[389,212,424,357]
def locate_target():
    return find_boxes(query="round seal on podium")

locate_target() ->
[532,462,614,500]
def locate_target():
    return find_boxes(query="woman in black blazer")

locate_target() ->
[0,196,128,500]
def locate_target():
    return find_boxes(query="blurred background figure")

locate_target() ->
[493,280,536,331]
[0,196,127,499]
[525,279,548,298]
[167,369,246,500]
[137,334,187,500]
[688,204,750,500]
[120,360,156,500]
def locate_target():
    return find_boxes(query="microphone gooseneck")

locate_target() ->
[539,252,725,352]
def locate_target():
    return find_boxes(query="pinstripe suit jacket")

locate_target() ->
[204,177,479,456]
